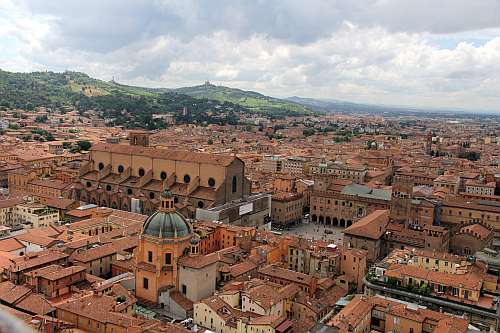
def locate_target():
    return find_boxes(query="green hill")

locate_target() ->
[173,82,313,116]
[0,70,315,129]
[0,70,158,109]
[0,70,246,129]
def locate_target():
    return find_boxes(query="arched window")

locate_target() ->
[149,192,155,199]
[232,176,237,193]
[160,171,167,180]
[197,201,204,208]
[98,162,104,170]
[138,168,145,177]
[127,188,133,195]
[106,185,112,191]
[208,177,216,187]
[174,196,179,204]
[117,165,124,173]
[86,181,92,188]
[183,174,191,183]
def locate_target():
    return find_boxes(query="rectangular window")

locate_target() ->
[182,284,187,295]
[148,251,153,263]
[143,278,149,289]
[165,253,171,265]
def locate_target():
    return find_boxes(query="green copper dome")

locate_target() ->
[142,210,192,239]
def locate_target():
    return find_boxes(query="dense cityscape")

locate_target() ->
[1,1,500,333]
[0,95,499,332]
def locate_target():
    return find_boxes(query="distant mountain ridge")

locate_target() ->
[287,96,500,116]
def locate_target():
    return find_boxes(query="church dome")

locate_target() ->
[142,210,192,239]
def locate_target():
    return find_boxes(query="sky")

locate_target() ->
[1,0,500,112]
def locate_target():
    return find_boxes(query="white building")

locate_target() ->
[465,181,496,196]
[262,155,283,173]
[282,157,308,176]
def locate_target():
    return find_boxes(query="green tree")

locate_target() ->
[35,115,48,123]
[46,133,55,141]
[207,138,213,145]
[418,283,432,296]
[77,140,92,151]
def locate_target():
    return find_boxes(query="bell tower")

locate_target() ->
[425,131,433,156]
[390,175,413,225]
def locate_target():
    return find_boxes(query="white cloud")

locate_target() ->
[1,1,500,112]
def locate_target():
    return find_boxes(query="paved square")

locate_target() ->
[280,222,344,245]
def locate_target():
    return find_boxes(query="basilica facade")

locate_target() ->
[71,132,251,217]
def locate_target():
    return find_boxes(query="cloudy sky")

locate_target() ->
[1,0,500,112]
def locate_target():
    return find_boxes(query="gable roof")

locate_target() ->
[92,143,239,167]
[343,210,389,240]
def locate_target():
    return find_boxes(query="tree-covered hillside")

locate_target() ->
[0,70,245,128]
[0,70,315,129]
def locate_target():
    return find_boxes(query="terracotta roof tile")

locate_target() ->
[343,210,389,239]
[92,143,238,166]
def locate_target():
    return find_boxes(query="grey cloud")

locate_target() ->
[5,0,500,111]
[21,0,500,55]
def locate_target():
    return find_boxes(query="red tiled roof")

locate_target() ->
[170,290,193,311]
[92,143,238,166]
[344,210,389,239]
[0,238,25,252]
